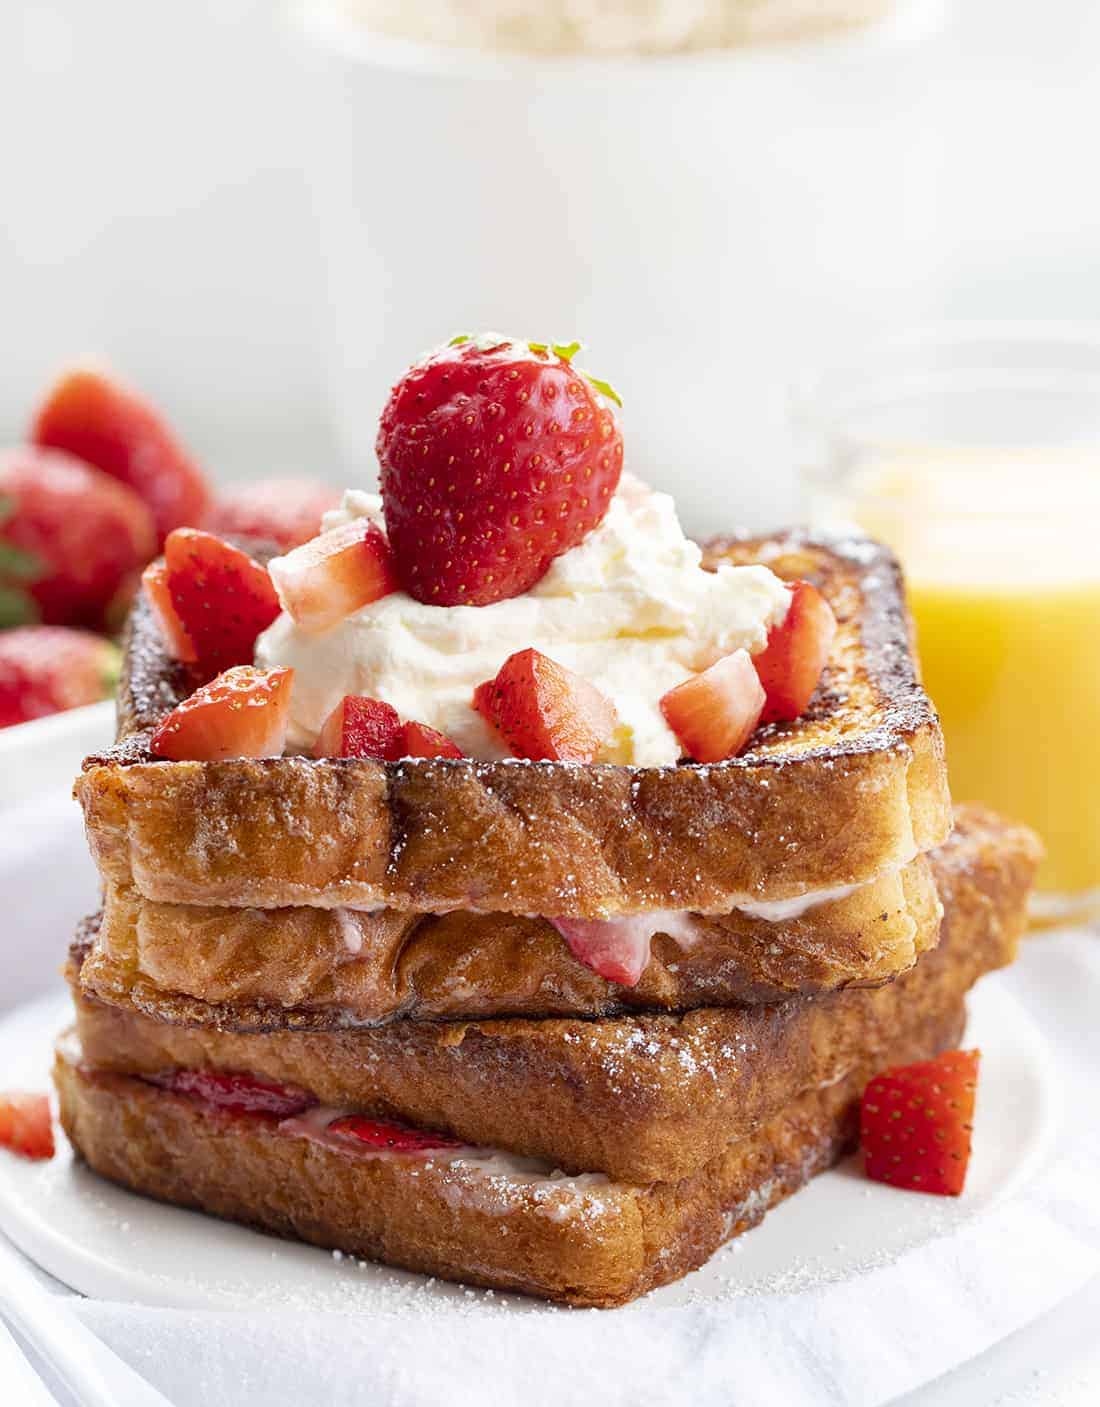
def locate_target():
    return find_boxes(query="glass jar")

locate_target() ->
[796,324,1100,923]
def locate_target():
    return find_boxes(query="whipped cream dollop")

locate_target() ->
[256,476,790,766]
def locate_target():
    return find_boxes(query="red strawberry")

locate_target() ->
[550,911,698,987]
[314,695,403,760]
[659,650,765,762]
[141,561,197,663]
[377,336,624,606]
[268,518,397,634]
[0,1093,54,1160]
[147,1068,316,1119]
[32,367,210,542]
[475,648,618,762]
[754,580,837,724]
[0,447,156,629]
[0,627,120,729]
[861,1048,980,1196]
[150,665,293,761]
[164,529,281,673]
[206,477,341,551]
[401,720,464,759]
[327,1114,464,1154]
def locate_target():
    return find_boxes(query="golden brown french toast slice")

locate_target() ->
[75,531,951,916]
[55,1000,965,1310]
[69,807,1038,1185]
[83,853,940,1024]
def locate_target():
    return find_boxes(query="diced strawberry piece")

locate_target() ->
[0,446,156,630]
[0,627,120,729]
[164,529,281,673]
[378,337,624,606]
[549,911,699,987]
[327,1114,464,1153]
[150,665,293,761]
[471,679,498,726]
[32,367,210,541]
[314,695,403,760]
[476,648,618,762]
[659,649,765,762]
[401,720,464,759]
[147,1068,316,1119]
[141,561,197,663]
[206,478,341,551]
[0,1092,54,1160]
[268,519,397,634]
[753,580,838,724]
[861,1048,980,1196]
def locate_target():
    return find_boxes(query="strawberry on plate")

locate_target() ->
[400,720,464,759]
[753,579,837,724]
[475,647,618,763]
[861,1048,980,1196]
[164,529,281,673]
[268,519,397,634]
[141,561,197,663]
[32,367,210,541]
[0,1092,54,1160]
[150,665,293,761]
[0,627,120,729]
[0,447,156,629]
[206,477,341,551]
[659,649,765,763]
[147,1068,316,1119]
[314,695,403,760]
[327,1114,465,1154]
[377,336,624,606]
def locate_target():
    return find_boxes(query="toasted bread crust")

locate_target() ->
[70,808,1037,1184]
[83,853,940,1026]
[76,533,951,916]
[55,1002,964,1309]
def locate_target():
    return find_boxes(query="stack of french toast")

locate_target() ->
[58,337,1040,1307]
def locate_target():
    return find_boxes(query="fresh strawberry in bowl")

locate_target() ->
[32,367,210,542]
[377,336,624,606]
[0,447,156,630]
[0,627,120,729]
[206,478,341,551]
[150,664,293,761]
[162,529,281,673]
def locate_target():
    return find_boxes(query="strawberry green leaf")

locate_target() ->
[551,341,582,362]
[448,334,471,347]
[584,374,623,409]
[0,495,15,529]
[0,585,38,628]
[0,539,46,582]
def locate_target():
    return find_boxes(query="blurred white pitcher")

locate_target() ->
[297,0,944,533]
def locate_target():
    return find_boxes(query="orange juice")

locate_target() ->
[844,448,1100,908]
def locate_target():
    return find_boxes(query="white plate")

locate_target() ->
[0,978,1058,1317]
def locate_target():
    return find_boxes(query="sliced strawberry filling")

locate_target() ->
[145,1068,316,1119]
[141,1067,465,1155]
[549,911,700,987]
[326,1115,465,1154]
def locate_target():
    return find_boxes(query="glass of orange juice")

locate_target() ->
[796,325,1100,923]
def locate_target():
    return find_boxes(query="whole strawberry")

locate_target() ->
[377,336,623,606]
[0,447,156,630]
[0,626,120,729]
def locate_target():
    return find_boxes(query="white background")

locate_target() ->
[1,0,1099,531]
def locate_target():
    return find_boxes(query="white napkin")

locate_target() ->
[3,782,1100,1407]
